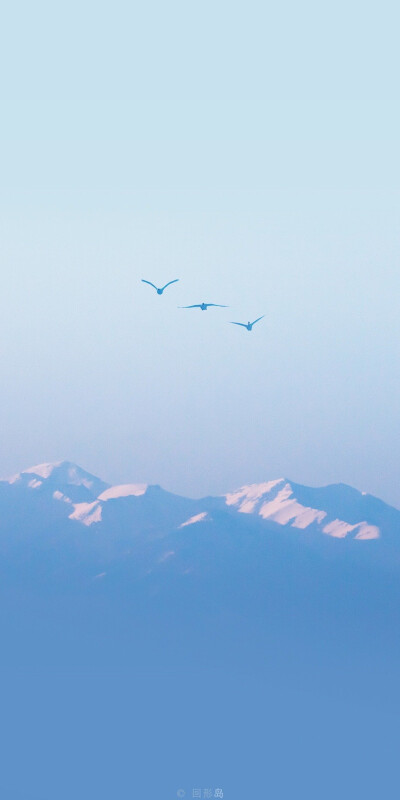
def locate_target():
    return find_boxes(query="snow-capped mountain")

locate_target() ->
[1,461,398,543]
[5,461,109,503]
[224,479,384,539]
[2,458,400,800]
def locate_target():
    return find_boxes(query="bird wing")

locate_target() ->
[179,304,201,309]
[141,279,158,290]
[230,321,247,328]
[207,304,228,307]
[251,315,265,325]
[161,279,179,290]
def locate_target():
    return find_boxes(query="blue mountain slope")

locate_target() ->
[288,479,400,537]
[1,462,400,800]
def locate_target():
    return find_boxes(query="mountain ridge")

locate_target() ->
[1,459,399,543]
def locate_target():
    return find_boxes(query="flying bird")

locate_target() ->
[229,316,265,331]
[141,279,179,295]
[179,303,228,311]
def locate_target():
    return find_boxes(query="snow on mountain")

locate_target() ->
[67,483,200,530]
[47,467,400,542]
[21,462,59,480]
[223,479,394,539]
[3,460,110,503]
[98,484,148,501]
[69,501,103,526]
[1,461,398,544]
[67,485,149,526]
[179,512,210,528]
[225,479,286,513]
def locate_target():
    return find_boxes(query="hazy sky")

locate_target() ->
[1,0,399,506]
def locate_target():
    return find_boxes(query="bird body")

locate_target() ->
[142,279,179,295]
[230,315,264,331]
[180,303,228,311]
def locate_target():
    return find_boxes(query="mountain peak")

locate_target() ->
[23,461,65,479]
[5,460,109,503]
[224,478,383,539]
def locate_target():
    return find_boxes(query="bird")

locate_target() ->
[179,303,228,311]
[229,315,265,331]
[141,279,179,295]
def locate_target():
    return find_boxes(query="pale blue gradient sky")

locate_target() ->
[1,0,399,505]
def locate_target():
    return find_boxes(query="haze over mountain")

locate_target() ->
[1,459,399,575]
[3,459,399,539]
[2,460,400,800]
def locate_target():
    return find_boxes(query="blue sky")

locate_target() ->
[1,0,399,505]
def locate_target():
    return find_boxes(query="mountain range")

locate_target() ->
[1,461,400,800]
[2,459,399,540]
